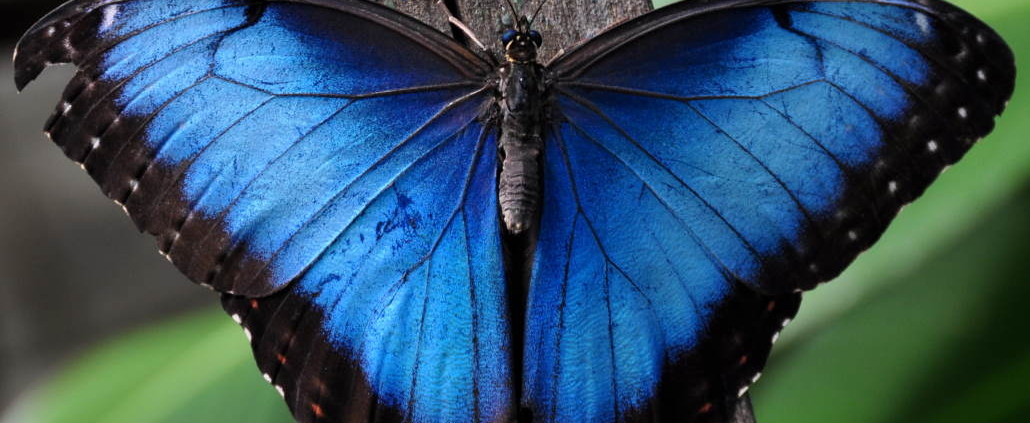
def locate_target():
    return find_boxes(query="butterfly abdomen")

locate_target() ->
[499,142,541,234]
[498,62,547,234]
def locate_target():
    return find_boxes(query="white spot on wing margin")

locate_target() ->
[914,12,931,35]
[100,5,119,32]
[737,385,750,398]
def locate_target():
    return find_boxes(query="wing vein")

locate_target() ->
[602,260,620,418]
[137,90,275,207]
[244,89,488,288]
[73,5,249,70]
[682,101,822,235]
[180,97,356,256]
[785,16,965,143]
[53,29,227,156]
[462,208,483,423]
[401,125,489,419]
[161,96,279,251]
[793,3,1010,72]
[85,68,214,175]
[556,79,826,103]
[553,126,669,410]
[405,240,436,420]
[217,77,482,99]
[548,211,577,420]
[555,88,762,281]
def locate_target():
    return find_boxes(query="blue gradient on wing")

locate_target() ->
[787,7,930,86]
[84,1,509,421]
[215,5,460,95]
[761,82,884,166]
[580,8,824,98]
[798,2,938,45]
[293,124,511,421]
[93,0,237,40]
[524,124,732,421]
[530,1,941,421]
[100,3,484,292]
[102,6,249,81]
[212,89,478,278]
[115,39,222,115]
[141,78,272,164]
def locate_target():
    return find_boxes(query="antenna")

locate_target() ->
[436,0,487,51]
[528,0,551,27]
[503,0,520,24]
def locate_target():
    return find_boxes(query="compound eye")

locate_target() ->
[502,29,518,44]
[529,30,543,47]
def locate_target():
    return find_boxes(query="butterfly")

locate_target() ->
[13,0,1014,422]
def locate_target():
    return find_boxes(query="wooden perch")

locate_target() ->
[379,0,653,60]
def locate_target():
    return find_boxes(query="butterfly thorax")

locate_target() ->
[496,30,547,235]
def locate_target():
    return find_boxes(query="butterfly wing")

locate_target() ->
[526,0,1014,421]
[15,1,514,421]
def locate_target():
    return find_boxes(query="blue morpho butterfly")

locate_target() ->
[12,0,1015,421]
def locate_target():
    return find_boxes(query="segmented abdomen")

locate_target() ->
[498,136,541,234]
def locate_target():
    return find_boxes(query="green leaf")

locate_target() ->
[753,182,1030,423]
[17,310,292,423]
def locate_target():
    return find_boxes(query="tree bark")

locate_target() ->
[369,1,759,422]
[379,0,652,61]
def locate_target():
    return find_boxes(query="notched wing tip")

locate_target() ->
[11,0,94,92]
[14,71,35,92]
[12,45,35,92]
[12,39,56,92]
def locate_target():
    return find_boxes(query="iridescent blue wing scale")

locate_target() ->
[222,119,512,423]
[527,0,1014,421]
[15,1,514,422]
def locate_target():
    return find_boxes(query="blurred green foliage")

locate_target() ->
[754,190,1030,423]
[7,1,1028,422]
[16,311,293,423]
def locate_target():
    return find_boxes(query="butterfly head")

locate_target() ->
[502,17,542,63]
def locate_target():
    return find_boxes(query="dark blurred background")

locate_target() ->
[1,0,1028,422]
[0,0,211,415]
